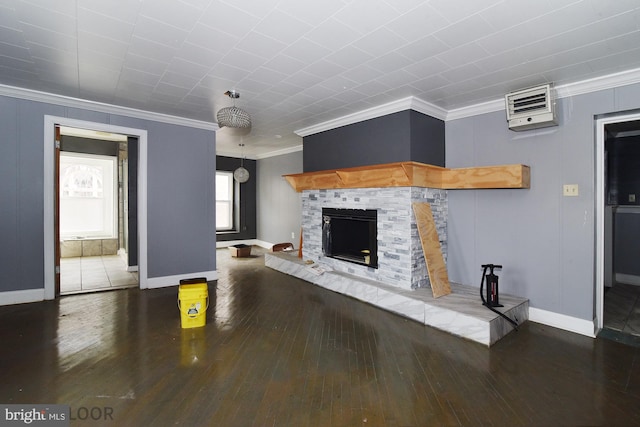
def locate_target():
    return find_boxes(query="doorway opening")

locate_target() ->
[58,127,138,295]
[596,112,640,341]
[44,116,148,300]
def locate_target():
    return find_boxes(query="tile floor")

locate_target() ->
[60,255,138,295]
[604,282,640,337]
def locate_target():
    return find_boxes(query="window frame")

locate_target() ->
[216,170,235,232]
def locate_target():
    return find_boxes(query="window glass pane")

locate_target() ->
[216,171,234,231]
[216,173,230,199]
[60,153,116,238]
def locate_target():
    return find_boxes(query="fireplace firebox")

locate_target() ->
[322,208,378,268]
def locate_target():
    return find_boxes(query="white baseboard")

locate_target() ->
[144,270,218,289]
[615,273,640,286]
[0,288,45,306]
[529,307,595,337]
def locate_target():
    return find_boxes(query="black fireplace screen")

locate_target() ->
[322,208,378,268]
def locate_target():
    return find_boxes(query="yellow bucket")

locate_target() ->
[178,278,208,329]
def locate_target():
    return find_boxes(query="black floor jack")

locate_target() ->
[480,264,518,330]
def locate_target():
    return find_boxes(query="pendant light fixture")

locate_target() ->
[216,90,251,129]
[234,143,250,183]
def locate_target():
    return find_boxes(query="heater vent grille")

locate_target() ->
[505,84,557,131]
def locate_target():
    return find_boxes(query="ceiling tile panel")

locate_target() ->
[201,0,261,38]
[351,27,407,57]
[397,35,449,62]
[220,48,267,72]
[426,0,500,23]
[382,0,429,14]
[209,62,251,82]
[275,0,347,27]
[159,71,201,90]
[0,42,31,62]
[186,23,240,55]
[78,32,129,60]
[22,24,77,52]
[282,38,332,66]
[139,0,202,30]
[304,18,361,51]
[302,59,346,80]
[403,57,450,79]
[167,57,211,79]
[324,45,374,70]
[244,66,288,86]
[366,51,414,74]
[127,36,179,64]
[253,8,312,44]
[262,53,307,75]
[435,42,491,69]
[333,0,399,35]
[0,26,27,48]
[76,9,135,44]
[132,15,189,49]
[433,14,494,48]
[78,0,143,24]
[283,70,326,88]
[235,31,287,59]
[0,54,33,73]
[386,3,449,43]
[14,1,76,36]
[176,42,225,68]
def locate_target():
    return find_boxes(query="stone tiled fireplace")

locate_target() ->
[302,186,447,290]
[266,161,530,346]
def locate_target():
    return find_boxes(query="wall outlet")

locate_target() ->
[630,194,636,203]
[563,184,579,197]
[291,231,295,239]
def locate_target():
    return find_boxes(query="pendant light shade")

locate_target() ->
[217,90,251,129]
[234,143,250,183]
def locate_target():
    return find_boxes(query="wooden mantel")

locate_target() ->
[284,161,530,192]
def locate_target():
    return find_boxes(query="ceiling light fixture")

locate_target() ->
[216,90,251,129]
[234,143,250,183]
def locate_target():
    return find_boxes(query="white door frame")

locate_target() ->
[43,116,148,299]
[594,111,640,331]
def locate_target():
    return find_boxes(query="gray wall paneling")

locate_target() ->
[0,96,217,293]
[256,151,303,246]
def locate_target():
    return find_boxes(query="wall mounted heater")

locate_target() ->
[505,84,557,131]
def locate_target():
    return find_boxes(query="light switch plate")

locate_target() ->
[563,184,579,196]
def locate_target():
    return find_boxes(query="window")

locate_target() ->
[60,153,117,238]
[216,171,234,231]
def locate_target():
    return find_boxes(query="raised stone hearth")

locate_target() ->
[278,162,531,345]
[266,252,528,346]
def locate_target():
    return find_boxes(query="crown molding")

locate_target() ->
[446,67,640,121]
[0,84,218,131]
[446,98,505,121]
[295,96,447,137]
[556,67,640,99]
[255,144,303,160]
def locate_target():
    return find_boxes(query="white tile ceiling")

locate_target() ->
[1,0,640,158]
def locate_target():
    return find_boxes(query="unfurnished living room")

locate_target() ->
[1,1,640,426]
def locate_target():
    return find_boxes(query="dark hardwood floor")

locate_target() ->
[1,247,639,426]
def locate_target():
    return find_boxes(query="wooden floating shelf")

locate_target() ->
[284,161,530,192]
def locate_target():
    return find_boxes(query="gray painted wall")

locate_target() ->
[303,110,444,172]
[0,95,217,292]
[446,82,640,321]
[256,151,302,246]
[216,155,257,242]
